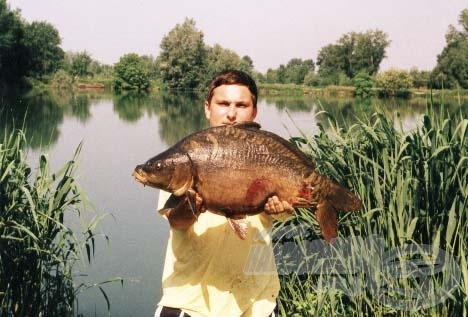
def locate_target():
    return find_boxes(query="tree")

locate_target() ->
[353,71,374,97]
[265,68,278,83]
[409,67,430,89]
[431,8,468,89]
[375,68,412,97]
[139,54,159,79]
[0,0,30,85]
[157,18,206,90]
[317,30,390,83]
[23,21,64,78]
[284,58,314,84]
[69,51,92,78]
[241,55,254,71]
[264,58,314,85]
[113,53,150,91]
[203,44,254,85]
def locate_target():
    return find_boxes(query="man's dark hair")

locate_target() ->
[205,70,258,107]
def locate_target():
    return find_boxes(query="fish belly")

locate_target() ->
[196,167,303,216]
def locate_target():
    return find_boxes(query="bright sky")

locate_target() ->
[8,0,467,73]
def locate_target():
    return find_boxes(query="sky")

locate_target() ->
[7,0,468,73]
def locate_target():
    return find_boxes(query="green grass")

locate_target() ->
[274,105,467,316]
[0,130,111,316]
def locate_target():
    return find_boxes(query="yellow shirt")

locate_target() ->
[157,190,286,317]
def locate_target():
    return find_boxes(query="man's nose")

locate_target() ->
[226,105,236,120]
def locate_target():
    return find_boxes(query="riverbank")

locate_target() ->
[258,83,468,99]
[14,78,468,103]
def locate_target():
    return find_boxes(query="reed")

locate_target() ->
[275,105,467,316]
[0,130,106,316]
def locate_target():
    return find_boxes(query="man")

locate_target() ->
[155,70,292,317]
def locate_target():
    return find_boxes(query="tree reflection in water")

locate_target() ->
[1,88,466,149]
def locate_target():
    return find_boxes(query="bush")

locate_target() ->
[353,71,374,97]
[113,53,150,92]
[375,68,413,97]
[50,69,73,90]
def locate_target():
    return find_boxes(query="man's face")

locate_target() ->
[204,84,257,127]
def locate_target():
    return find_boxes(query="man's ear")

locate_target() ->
[252,106,258,120]
[204,101,211,120]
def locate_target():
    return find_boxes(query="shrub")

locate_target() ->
[113,53,150,92]
[375,68,413,97]
[353,71,374,97]
[50,69,73,90]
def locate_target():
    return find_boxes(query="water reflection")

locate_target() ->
[1,89,466,149]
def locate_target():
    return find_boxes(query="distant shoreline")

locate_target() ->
[258,83,468,99]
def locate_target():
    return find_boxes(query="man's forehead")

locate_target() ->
[212,85,253,100]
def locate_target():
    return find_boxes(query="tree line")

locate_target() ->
[1,0,467,95]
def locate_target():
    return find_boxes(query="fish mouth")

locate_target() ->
[132,169,151,186]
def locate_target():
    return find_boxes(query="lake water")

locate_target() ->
[0,89,465,316]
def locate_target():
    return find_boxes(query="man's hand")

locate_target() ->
[264,196,294,214]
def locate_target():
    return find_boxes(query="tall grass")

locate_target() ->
[0,130,105,316]
[275,106,467,316]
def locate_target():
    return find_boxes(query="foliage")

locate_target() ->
[0,130,107,316]
[67,51,93,79]
[50,69,73,90]
[276,107,468,316]
[0,0,30,86]
[375,68,413,97]
[157,18,206,90]
[88,60,113,78]
[203,44,254,85]
[317,30,390,83]
[409,67,431,89]
[266,59,314,85]
[113,53,150,91]
[139,55,159,80]
[303,71,319,86]
[431,8,468,89]
[353,71,374,97]
[23,21,64,78]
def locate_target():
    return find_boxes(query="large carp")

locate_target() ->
[133,122,362,242]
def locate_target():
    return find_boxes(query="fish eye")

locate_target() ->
[155,161,163,170]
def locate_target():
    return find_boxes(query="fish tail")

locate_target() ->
[321,177,363,212]
[313,177,362,242]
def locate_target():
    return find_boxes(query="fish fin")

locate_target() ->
[316,202,337,243]
[186,188,200,219]
[233,121,261,130]
[228,218,248,240]
[158,208,170,216]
